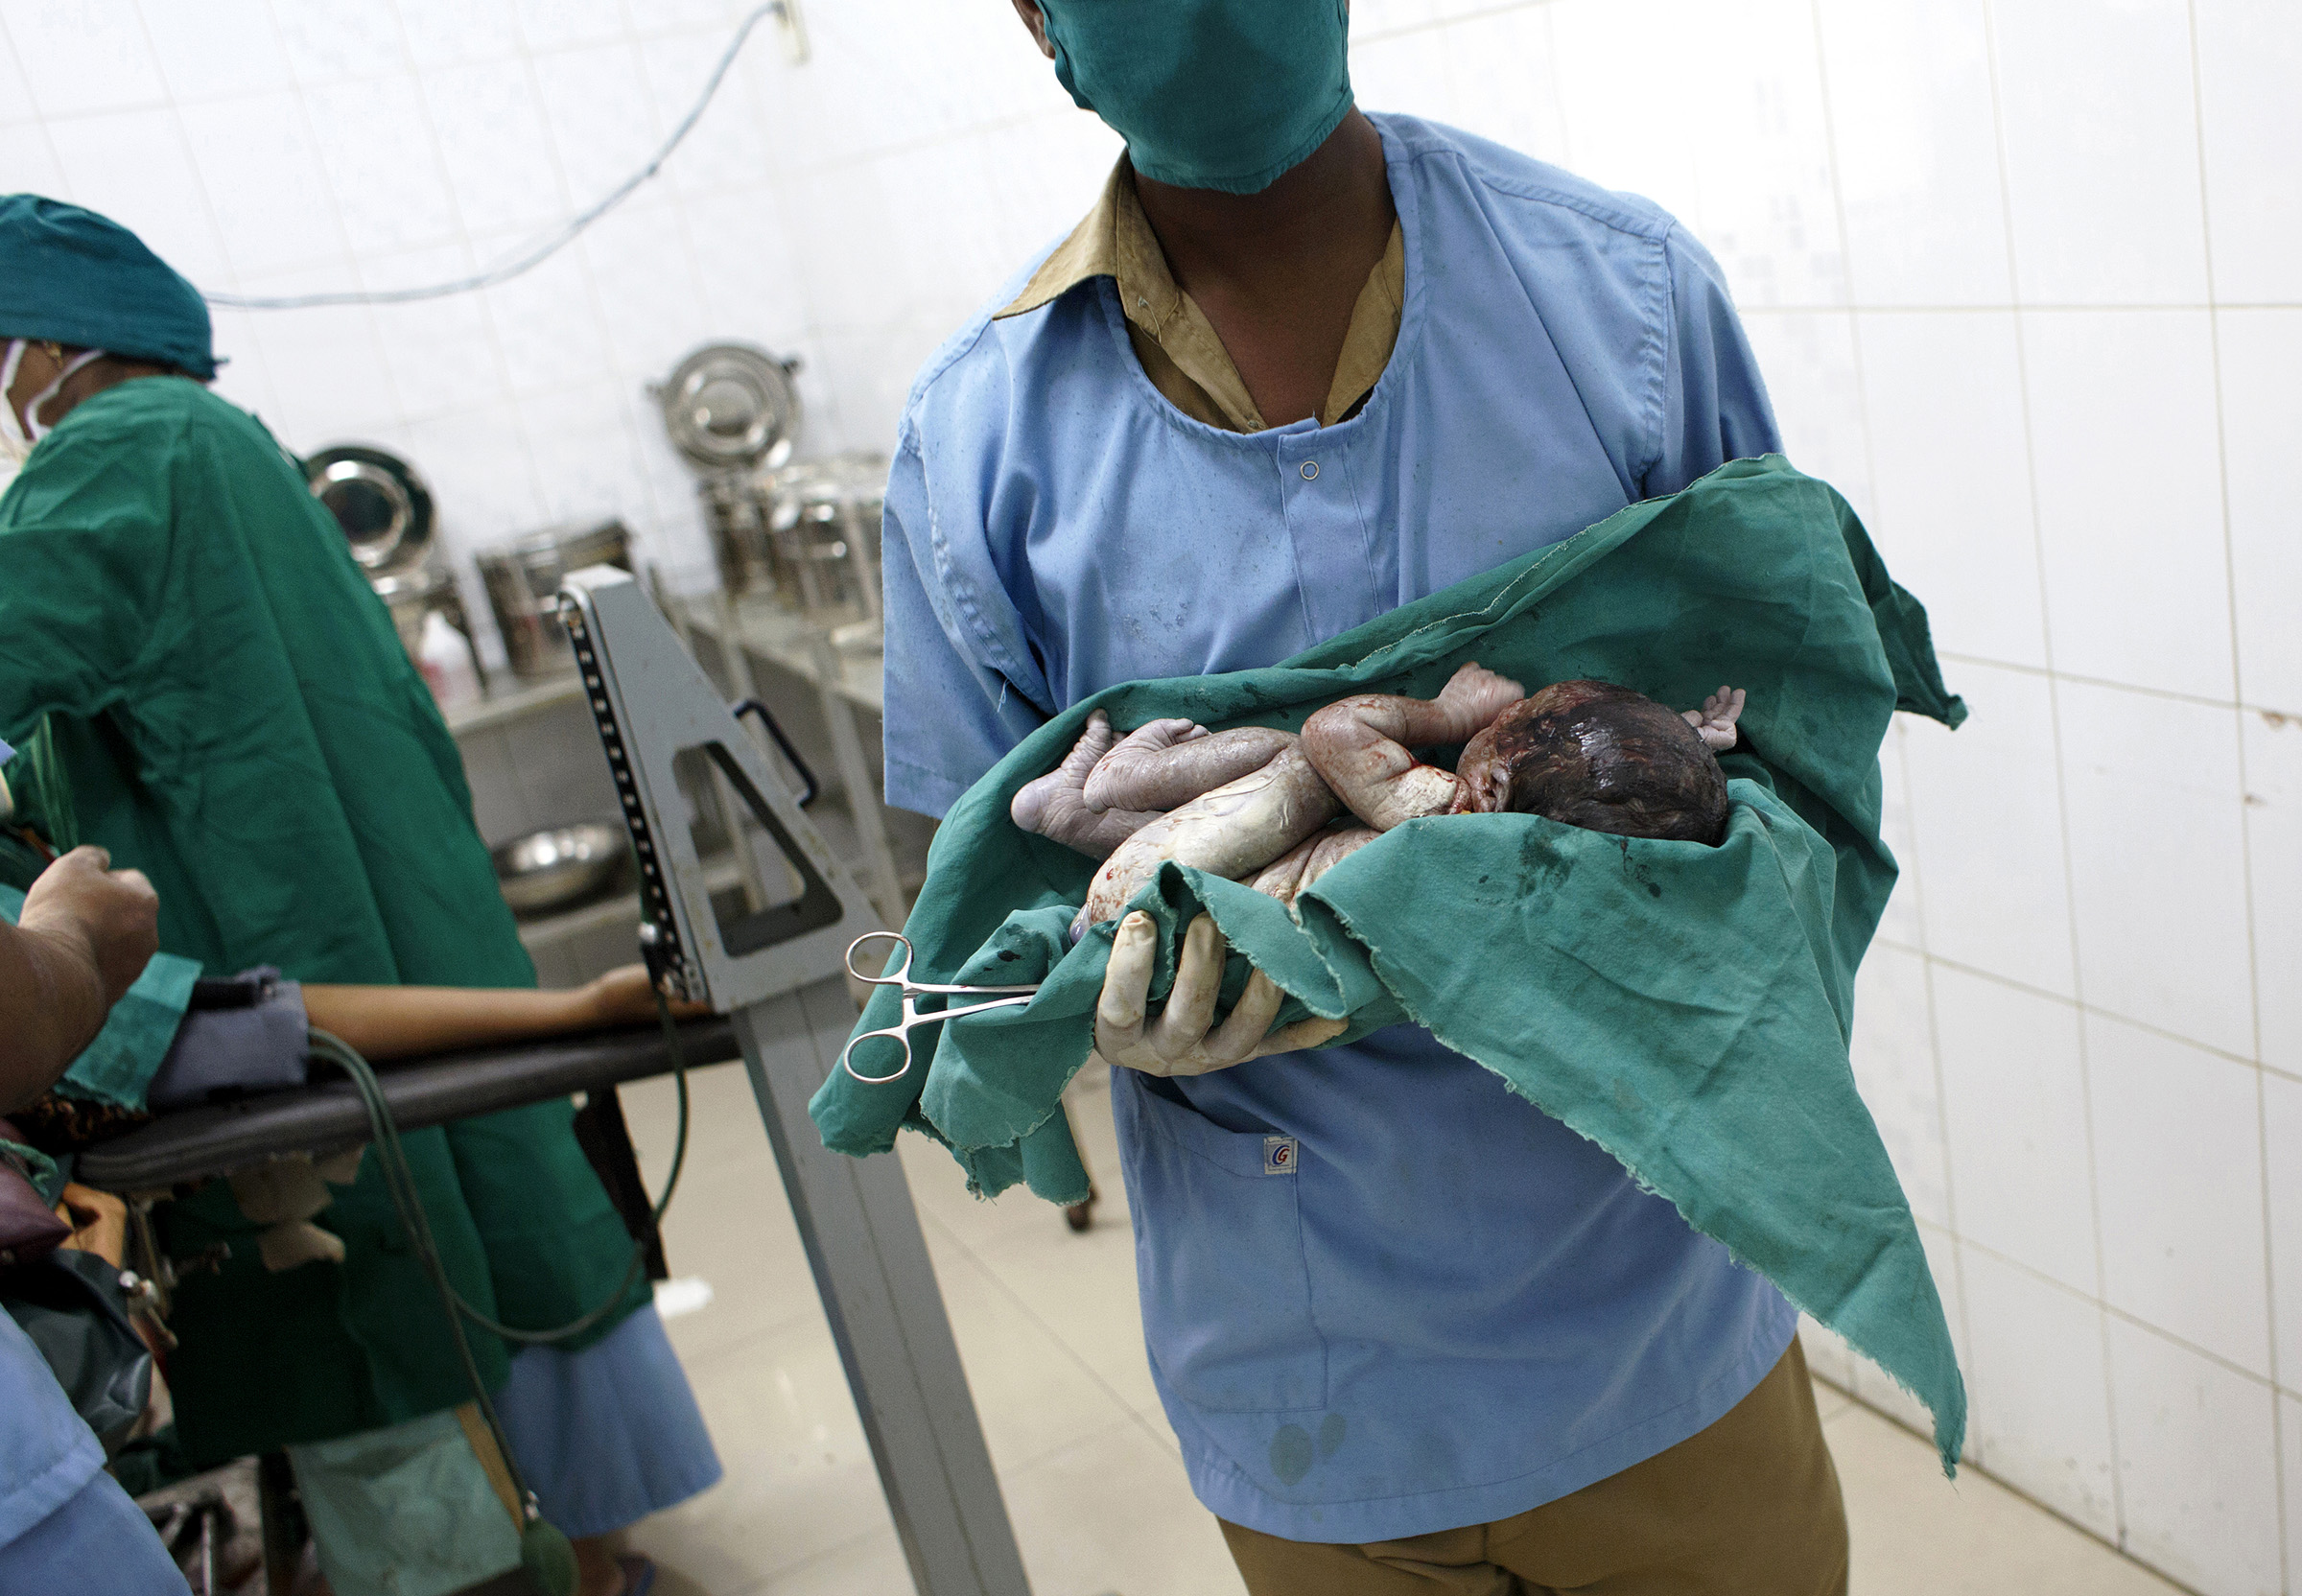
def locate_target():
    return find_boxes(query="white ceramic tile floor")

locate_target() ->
[615,1063,2190,1596]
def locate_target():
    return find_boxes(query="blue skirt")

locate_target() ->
[492,1303,721,1539]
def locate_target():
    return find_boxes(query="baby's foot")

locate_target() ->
[1682,686,1747,751]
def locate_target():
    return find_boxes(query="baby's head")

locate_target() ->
[1452,679,1730,845]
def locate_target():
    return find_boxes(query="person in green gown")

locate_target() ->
[0,195,717,1596]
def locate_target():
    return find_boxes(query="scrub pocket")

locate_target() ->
[1114,1072,1327,1414]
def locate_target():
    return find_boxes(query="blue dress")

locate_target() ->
[881,114,1797,1541]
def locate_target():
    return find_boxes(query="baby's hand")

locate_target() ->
[1682,686,1747,751]
[1433,661,1525,729]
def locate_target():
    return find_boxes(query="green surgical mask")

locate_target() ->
[1041,0,1355,195]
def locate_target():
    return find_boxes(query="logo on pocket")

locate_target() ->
[1262,1136,1298,1175]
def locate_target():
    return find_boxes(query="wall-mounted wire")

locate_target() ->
[203,0,799,312]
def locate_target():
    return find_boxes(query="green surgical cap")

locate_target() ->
[0,194,217,379]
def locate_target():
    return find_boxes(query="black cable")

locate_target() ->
[302,989,694,1592]
[308,996,692,1349]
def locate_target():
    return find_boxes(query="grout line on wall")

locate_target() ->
[2183,1,2290,1580]
[1914,948,2267,1075]
[1804,0,1877,508]
[1812,1364,2206,1591]
[1977,0,2133,1549]
[1,23,78,208]
[379,0,526,424]
[1934,650,2299,721]
[764,106,1086,185]
[1955,1232,2288,1400]
[1880,716,1972,1373]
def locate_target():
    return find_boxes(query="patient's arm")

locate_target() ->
[1301,662,1525,831]
[302,965,704,1063]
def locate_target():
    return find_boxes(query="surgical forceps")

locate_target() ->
[839,931,1040,1084]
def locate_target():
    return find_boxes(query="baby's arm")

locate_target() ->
[1302,662,1525,831]
[1248,823,1380,906]
[1681,686,1747,751]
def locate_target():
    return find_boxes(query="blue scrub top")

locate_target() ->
[883,113,1797,1542]
[2,728,113,1554]
[0,1310,106,1547]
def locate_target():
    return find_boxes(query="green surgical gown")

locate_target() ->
[0,378,646,1465]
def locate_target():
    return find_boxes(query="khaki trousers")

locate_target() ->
[1219,1340,1846,1596]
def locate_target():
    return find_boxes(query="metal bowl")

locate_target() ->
[306,443,435,575]
[652,343,802,475]
[492,823,630,918]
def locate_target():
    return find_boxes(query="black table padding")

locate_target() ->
[75,1018,741,1192]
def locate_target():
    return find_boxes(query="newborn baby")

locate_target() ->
[1305,670,1745,843]
[1012,664,1746,930]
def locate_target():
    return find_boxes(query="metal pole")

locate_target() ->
[733,979,1033,1596]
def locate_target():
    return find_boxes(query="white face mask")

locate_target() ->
[0,341,30,467]
[0,339,106,464]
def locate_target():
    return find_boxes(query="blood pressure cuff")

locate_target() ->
[811,454,1970,1469]
[145,969,310,1111]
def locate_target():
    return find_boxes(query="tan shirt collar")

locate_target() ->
[997,158,1404,434]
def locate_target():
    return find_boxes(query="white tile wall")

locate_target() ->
[2264,1072,2302,1388]
[2022,310,2234,702]
[2057,683,2254,1056]
[2220,310,2302,717]
[2107,1316,2284,1596]
[1961,1246,2119,1538]
[1990,0,2210,306]
[1901,665,2077,998]
[1854,310,2046,669]
[1932,967,2098,1294]
[1814,0,2012,308]
[1849,945,1948,1229]
[2086,1015,2270,1377]
[7,0,2299,1587]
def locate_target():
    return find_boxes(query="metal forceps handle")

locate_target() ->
[839,933,1040,1086]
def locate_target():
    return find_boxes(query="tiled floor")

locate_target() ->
[617,1062,2187,1596]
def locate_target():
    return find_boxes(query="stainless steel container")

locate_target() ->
[492,823,631,918]
[476,520,634,677]
[649,343,804,598]
[653,343,801,475]
[697,470,785,599]
[767,452,888,622]
[370,559,480,672]
[308,443,435,575]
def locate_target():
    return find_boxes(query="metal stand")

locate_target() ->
[559,568,1030,1596]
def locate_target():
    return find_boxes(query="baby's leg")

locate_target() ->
[1012,711,1164,858]
[1302,662,1524,831]
[1681,686,1747,751]
[1085,722,1301,812]
[1075,748,1341,931]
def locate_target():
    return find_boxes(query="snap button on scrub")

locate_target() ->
[1300,460,1319,481]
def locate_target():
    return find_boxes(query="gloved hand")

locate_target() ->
[1094,911,1345,1077]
